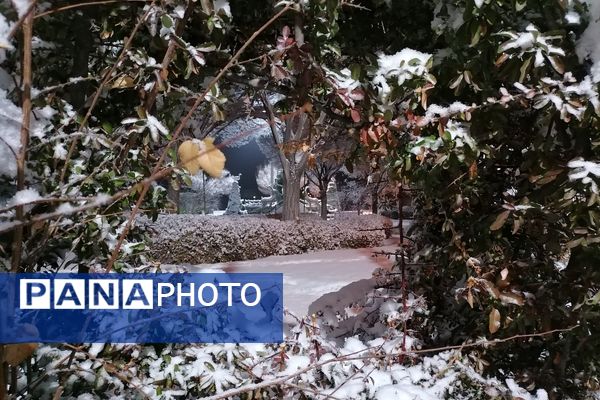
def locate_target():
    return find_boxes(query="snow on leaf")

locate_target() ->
[567,158,600,193]
[372,48,433,101]
[10,188,41,206]
[498,25,565,63]
[146,114,168,142]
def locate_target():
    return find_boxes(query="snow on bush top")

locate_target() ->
[141,213,392,264]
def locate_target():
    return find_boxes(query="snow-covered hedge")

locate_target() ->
[31,290,551,400]
[142,214,391,264]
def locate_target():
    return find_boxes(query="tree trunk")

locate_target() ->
[168,181,180,213]
[202,173,207,214]
[282,173,300,221]
[69,14,92,109]
[371,188,378,214]
[320,190,328,220]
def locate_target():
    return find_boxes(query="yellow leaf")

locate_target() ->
[178,138,226,178]
[489,308,501,334]
[111,75,135,89]
[5,343,38,365]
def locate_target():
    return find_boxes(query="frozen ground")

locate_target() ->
[163,236,403,316]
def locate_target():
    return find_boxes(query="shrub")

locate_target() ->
[141,214,391,264]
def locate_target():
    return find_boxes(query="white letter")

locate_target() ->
[89,279,119,309]
[177,282,195,307]
[54,279,85,309]
[157,283,175,307]
[20,279,50,309]
[122,280,153,309]
[219,282,240,306]
[197,283,218,306]
[241,283,261,306]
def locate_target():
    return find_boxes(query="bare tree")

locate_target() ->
[306,133,354,219]
[260,93,313,221]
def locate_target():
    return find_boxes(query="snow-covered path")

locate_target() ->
[165,240,400,316]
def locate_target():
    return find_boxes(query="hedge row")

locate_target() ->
[142,213,392,264]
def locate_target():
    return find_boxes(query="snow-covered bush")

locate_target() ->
[29,305,552,400]
[141,214,391,264]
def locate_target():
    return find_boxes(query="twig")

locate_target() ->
[33,76,98,98]
[34,0,152,19]
[143,0,194,112]
[10,1,34,273]
[59,1,156,183]
[201,325,578,400]
[0,117,272,235]
[6,0,37,40]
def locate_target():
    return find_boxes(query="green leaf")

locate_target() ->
[161,15,173,29]
[102,122,113,134]
[384,110,393,122]
[350,64,361,80]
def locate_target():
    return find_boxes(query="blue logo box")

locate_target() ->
[0,273,283,343]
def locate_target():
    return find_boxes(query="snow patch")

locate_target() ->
[577,0,600,82]
[568,158,600,193]
[12,0,31,17]
[373,49,432,101]
[9,188,41,206]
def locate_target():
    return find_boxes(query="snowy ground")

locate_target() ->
[163,236,403,316]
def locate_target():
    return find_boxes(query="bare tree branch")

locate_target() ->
[11,1,34,272]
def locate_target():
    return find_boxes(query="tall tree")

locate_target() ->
[306,129,353,219]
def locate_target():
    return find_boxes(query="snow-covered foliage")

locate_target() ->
[256,162,280,196]
[0,88,54,177]
[180,171,235,214]
[225,178,242,214]
[31,344,549,399]
[568,158,600,193]
[372,49,434,103]
[28,295,551,400]
[141,214,391,264]
[497,24,565,69]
